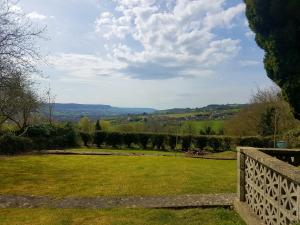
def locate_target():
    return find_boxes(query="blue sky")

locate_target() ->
[17,0,273,109]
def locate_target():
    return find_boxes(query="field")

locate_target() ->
[0,155,236,197]
[183,120,225,132]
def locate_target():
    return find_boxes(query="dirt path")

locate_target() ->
[0,194,235,209]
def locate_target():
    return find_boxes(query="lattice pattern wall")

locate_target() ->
[245,156,300,225]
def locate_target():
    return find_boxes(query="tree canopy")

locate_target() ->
[244,0,300,119]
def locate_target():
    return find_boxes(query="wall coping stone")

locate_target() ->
[237,147,300,184]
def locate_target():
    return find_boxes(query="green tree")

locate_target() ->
[78,116,92,133]
[244,0,300,119]
[95,119,102,131]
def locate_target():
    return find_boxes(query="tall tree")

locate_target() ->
[244,0,300,119]
[0,0,44,130]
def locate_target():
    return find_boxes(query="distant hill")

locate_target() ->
[157,104,247,115]
[49,103,246,121]
[51,103,156,121]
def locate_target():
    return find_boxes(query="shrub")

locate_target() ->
[207,136,222,152]
[221,137,235,151]
[168,135,177,150]
[105,132,123,148]
[93,131,107,148]
[194,136,208,150]
[0,134,33,155]
[151,134,165,150]
[237,136,272,148]
[182,136,192,151]
[79,132,92,147]
[138,133,150,149]
[203,146,214,152]
[123,133,137,148]
[26,123,78,150]
[284,128,300,148]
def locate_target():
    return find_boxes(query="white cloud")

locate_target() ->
[26,11,47,20]
[245,30,255,39]
[48,0,245,81]
[91,0,245,80]
[240,60,261,67]
[48,53,126,79]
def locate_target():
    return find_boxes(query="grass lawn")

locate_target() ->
[0,208,245,225]
[0,155,236,198]
[69,148,184,156]
[202,151,237,159]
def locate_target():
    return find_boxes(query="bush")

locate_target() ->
[138,133,150,149]
[207,136,222,152]
[168,135,177,150]
[151,134,165,150]
[0,134,33,155]
[203,146,214,152]
[79,132,92,147]
[194,136,208,150]
[86,131,275,151]
[182,136,192,151]
[221,137,235,151]
[284,128,300,148]
[105,132,123,148]
[237,136,273,148]
[123,133,138,148]
[93,131,107,148]
[26,123,78,150]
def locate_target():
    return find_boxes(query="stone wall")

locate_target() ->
[237,147,300,225]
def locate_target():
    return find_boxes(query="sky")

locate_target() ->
[16,0,274,109]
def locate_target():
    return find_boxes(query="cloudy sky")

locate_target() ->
[18,0,273,109]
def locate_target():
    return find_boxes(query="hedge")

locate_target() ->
[0,134,33,155]
[25,123,79,150]
[91,131,274,151]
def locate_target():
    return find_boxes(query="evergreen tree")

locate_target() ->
[95,119,102,131]
[244,0,300,119]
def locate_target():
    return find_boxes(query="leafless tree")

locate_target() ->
[45,84,56,125]
[0,0,45,131]
[0,0,44,73]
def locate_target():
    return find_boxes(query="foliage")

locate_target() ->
[200,126,216,135]
[25,123,78,150]
[123,133,138,148]
[224,87,298,137]
[79,132,92,147]
[93,131,107,148]
[0,134,33,155]
[0,0,44,130]
[181,121,197,135]
[78,116,93,133]
[168,135,177,150]
[284,128,300,148]
[90,131,273,151]
[181,135,192,151]
[151,134,166,150]
[244,0,300,119]
[95,119,102,131]
[105,132,123,148]
[138,133,150,149]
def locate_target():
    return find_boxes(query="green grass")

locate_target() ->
[0,155,236,198]
[0,208,245,225]
[69,148,184,156]
[203,151,237,159]
[187,120,225,132]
